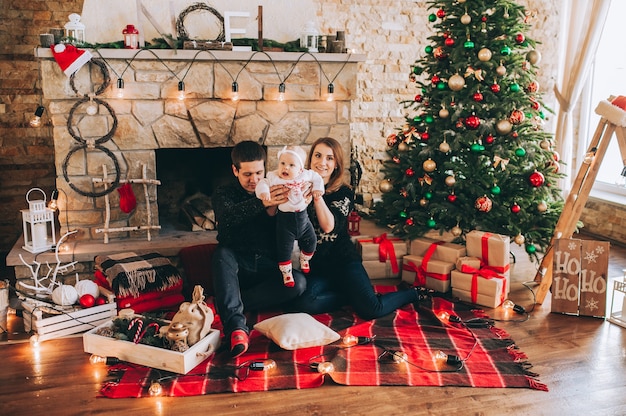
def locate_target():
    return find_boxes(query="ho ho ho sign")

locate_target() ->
[551,239,609,317]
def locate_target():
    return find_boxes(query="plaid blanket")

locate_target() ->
[98,287,546,397]
[96,252,182,298]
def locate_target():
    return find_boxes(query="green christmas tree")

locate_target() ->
[374,0,563,259]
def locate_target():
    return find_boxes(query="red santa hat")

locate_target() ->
[50,44,93,77]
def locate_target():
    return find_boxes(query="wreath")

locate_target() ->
[176,3,225,42]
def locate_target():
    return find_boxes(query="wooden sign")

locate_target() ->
[551,239,609,317]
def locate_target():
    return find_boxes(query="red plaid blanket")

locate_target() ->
[99,288,546,398]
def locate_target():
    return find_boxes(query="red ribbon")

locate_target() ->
[478,232,510,274]
[403,261,425,286]
[366,233,401,274]
[403,242,444,287]
[460,263,507,304]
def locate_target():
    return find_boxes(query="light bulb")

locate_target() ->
[278,82,285,101]
[583,147,597,164]
[433,350,461,366]
[314,362,335,374]
[86,100,98,115]
[342,334,359,346]
[326,83,334,102]
[89,354,120,365]
[29,106,45,127]
[149,380,163,396]
[116,78,125,98]
[177,80,185,101]
[231,81,239,101]
[390,351,408,364]
[30,334,40,348]
[436,310,461,324]
[502,299,526,314]
[48,189,59,210]
[249,359,276,371]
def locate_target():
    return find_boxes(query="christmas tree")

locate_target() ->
[373,0,563,259]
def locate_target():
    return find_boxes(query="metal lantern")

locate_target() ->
[348,210,361,236]
[300,21,319,53]
[21,188,57,254]
[64,13,86,45]
[123,24,139,49]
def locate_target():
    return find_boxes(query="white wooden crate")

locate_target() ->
[83,318,221,374]
[23,301,117,342]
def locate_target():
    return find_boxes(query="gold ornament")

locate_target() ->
[439,140,450,153]
[477,48,492,62]
[514,234,525,245]
[540,139,551,150]
[496,65,506,76]
[451,225,462,236]
[445,175,456,186]
[439,107,449,118]
[398,142,409,152]
[495,119,513,135]
[461,13,471,25]
[422,158,437,172]
[527,50,541,65]
[419,198,428,207]
[379,179,393,193]
[448,74,465,91]
[537,201,548,212]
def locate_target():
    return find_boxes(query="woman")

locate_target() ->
[292,137,419,319]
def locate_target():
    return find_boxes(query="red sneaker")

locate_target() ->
[230,329,249,358]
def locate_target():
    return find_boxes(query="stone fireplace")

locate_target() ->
[36,48,363,242]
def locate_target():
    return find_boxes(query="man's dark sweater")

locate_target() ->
[212,181,277,259]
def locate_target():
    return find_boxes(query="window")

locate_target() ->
[584,1,626,198]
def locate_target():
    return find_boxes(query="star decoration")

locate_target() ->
[568,242,578,251]
[585,298,599,312]
[595,246,605,254]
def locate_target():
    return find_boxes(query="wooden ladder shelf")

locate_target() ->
[534,97,626,304]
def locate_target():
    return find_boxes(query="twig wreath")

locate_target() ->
[62,143,121,198]
[176,2,225,42]
[69,59,110,97]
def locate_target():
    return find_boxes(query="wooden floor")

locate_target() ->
[1,237,626,416]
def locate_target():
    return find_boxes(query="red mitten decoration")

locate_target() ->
[117,183,137,213]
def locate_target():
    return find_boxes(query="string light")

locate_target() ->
[310,361,335,374]
[436,310,462,324]
[89,354,121,365]
[116,78,125,98]
[341,334,375,347]
[326,82,334,102]
[48,189,59,211]
[433,350,462,367]
[502,299,526,314]
[278,82,286,101]
[378,349,408,364]
[29,106,45,127]
[177,81,185,101]
[231,81,239,101]
[149,380,163,396]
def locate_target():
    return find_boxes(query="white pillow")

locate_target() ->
[253,313,340,350]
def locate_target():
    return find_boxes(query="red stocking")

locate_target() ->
[117,183,137,213]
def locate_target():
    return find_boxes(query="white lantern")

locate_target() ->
[300,21,319,53]
[64,13,86,45]
[21,188,57,254]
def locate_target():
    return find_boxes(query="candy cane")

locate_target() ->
[128,318,144,344]
[136,322,160,344]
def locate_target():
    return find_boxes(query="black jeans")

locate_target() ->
[276,210,317,262]
[211,246,306,336]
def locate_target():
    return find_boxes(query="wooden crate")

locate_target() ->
[83,318,221,374]
[23,301,117,342]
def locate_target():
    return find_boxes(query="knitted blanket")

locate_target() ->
[96,252,182,299]
[98,287,546,397]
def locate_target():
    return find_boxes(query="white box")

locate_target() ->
[83,318,221,374]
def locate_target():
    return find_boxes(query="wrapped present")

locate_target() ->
[452,288,503,309]
[358,234,407,261]
[363,260,401,279]
[410,237,466,264]
[450,265,507,308]
[465,231,510,273]
[401,254,454,293]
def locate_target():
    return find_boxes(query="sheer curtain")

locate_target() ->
[553,0,611,194]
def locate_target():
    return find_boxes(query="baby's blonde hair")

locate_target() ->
[277,145,307,168]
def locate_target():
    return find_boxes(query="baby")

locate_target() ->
[256,145,325,287]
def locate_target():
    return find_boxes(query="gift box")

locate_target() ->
[455,256,482,270]
[409,238,466,264]
[358,234,406,279]
[465,231,510,273]
[450,268,507,308]
[363,260,401,279]
[452,288,503,309]
[401,254,454,293]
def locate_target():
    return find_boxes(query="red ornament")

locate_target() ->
[485,134,495,144]
[553,151,560,161]
[509,109,525,124]
[95,296,107,306]
[405,167,415,177]
[481,16,487,22]
[436,8,446,18]
[393,156,400,164]
[421,131,430,141]
[473,92,484,102]
[465,115,481,129]
[447,193,457,203]
[386,133,398,147]
[511,203,521,213]
[526,81,539,93]
[529,171,545,187]
[490,83,501,93]
[530,97,540,110]
[512,131,518,138]
[475,195,493,212]
[515,33,525,44]
[433,46,448,60]
[80,294,96,308]
[414,94,423,102]
[431,75,440,83]
[405,218,415,226]
[445,37,455,47]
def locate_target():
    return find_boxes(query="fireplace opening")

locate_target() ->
[156,148,234,232]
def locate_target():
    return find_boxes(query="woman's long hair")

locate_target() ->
[306,137,350,194]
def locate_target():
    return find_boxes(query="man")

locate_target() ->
[211,141,307,358]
